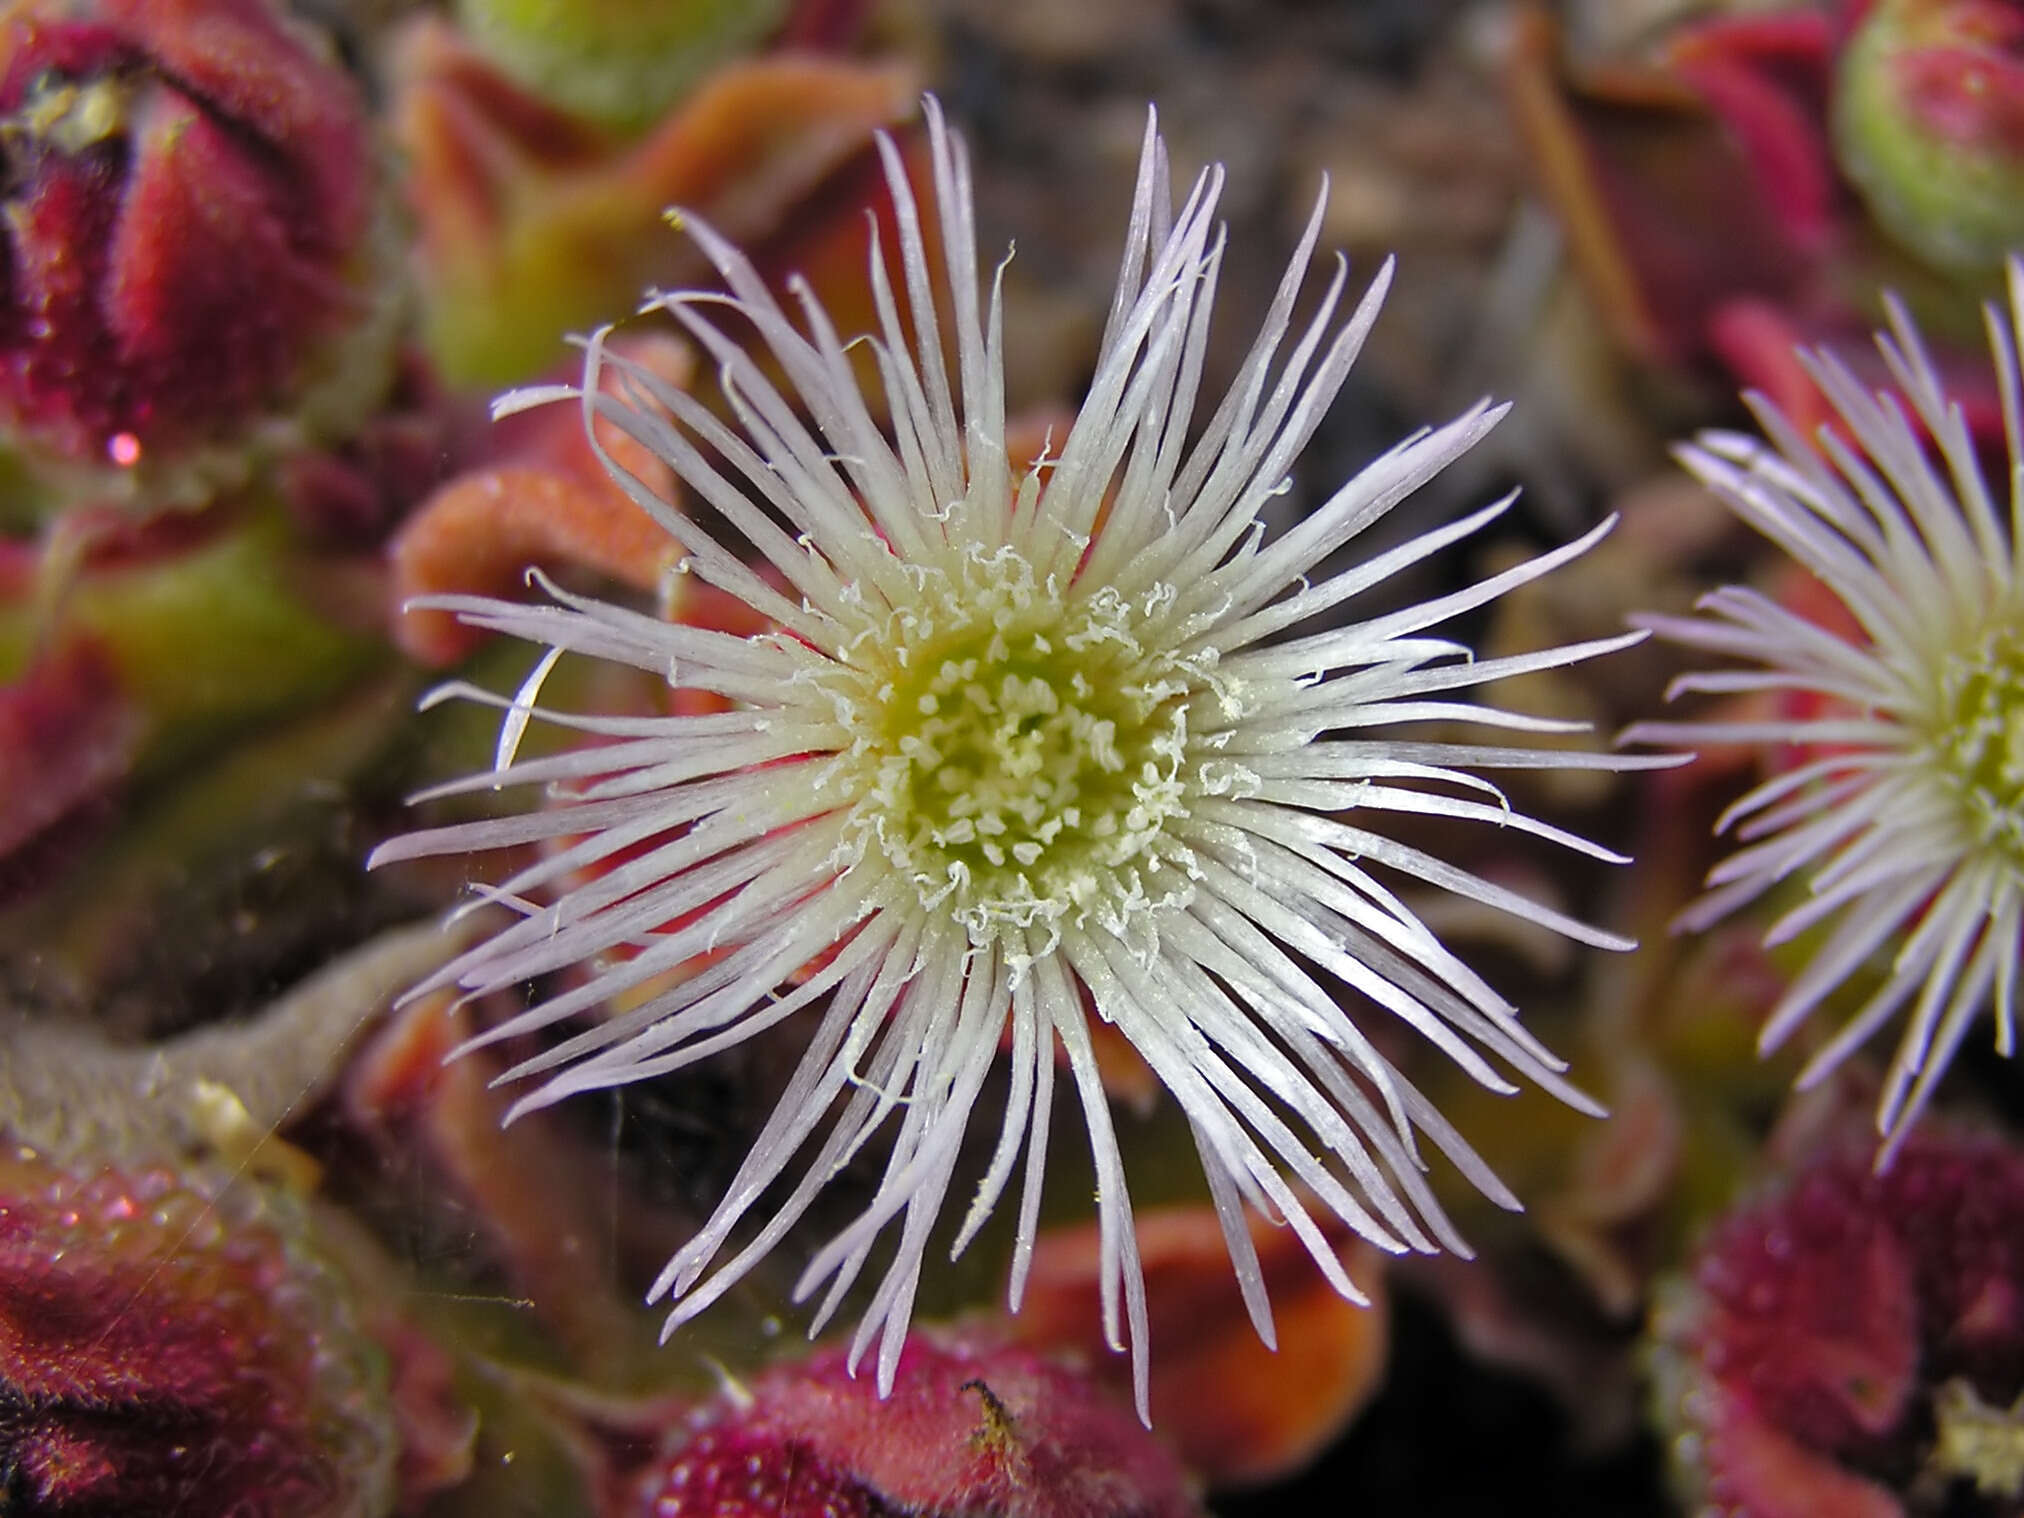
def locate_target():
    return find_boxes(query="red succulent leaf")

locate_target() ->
[387,332,692,666]
[1504,9,1820,367]
[1668,10,1843,254]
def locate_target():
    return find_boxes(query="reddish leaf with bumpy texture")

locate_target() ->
[617,1335,1204,1518]
[1655,1129,2024,1516]
[0,1151,394,1517]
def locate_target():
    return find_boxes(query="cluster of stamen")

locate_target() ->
[1930,618,2024,860]
[827,543,1205,948]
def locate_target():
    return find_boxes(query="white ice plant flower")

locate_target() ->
[1624,259,2024,1160]
[372,98,1662,1418]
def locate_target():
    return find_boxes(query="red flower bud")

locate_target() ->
[0,1149,396,1516]
[0,0,401,508]
[1654,1128,2024,1514]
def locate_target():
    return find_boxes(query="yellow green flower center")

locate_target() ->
[1933,619,2024,858]
[831,545,1209,947]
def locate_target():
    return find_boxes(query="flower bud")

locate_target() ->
[0,0,402,509]
[0,1148,396,1515]
[1652,1128,2024,1515]
[1834,0,2024,272]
